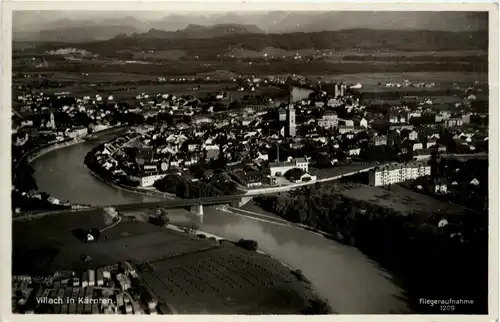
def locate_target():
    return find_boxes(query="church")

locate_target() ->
[278,88,296,138]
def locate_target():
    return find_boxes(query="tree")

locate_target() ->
[228,100,244,110]
[189,163,206,179]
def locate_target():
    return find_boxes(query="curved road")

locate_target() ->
[30,139,411,314]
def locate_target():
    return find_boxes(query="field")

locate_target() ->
[339,184,465,216]
[228,48,487,59]
[12,209,322,314]
[12,211,218,274]
[14,77,283,103]
[313,72,487,86]
[140,244,318,314]
[130,50,189,61]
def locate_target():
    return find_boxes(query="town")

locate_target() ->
[12,261,162,314]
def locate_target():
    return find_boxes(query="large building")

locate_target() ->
[334,83,348,98]
[269,157,309,177]
[368,162,431,186]
[318,111,338,129]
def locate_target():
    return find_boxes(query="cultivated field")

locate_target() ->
[139,243,318,314]
[339,184,465,216]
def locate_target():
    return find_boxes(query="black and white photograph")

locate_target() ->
[4,3,499,317]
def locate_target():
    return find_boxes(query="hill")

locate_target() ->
[14,25,141,42]
[67,29,488,57]
[125,24,266,40]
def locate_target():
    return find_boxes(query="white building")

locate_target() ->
[368,162,431,186]
[67,127,88,138]
[412,142,424,151]
[318,111,338,129]
[339,119,354,127]
[131,173,167,187]
[339,126,364,134]
[348,148,361,156]
[269,157,309,176]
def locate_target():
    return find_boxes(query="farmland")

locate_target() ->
[13,75,284,106]
[339,184,465,216]
[139,244,320,314]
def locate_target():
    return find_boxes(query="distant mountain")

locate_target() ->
[261,11,489,33]
[128,24,266,39]
[14,25,141,42]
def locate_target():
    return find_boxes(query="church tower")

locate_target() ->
[287,87,296,137]
[48,106,56,130]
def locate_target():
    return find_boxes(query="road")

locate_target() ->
[112,194,244,211]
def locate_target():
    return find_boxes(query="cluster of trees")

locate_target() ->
[153,173,238,198]
[14,163,38,192]
[235,238,258,251]
[254,184,488,313]
[149,212,171,227]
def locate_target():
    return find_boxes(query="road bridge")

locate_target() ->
[113,194,247,216]
[108,165,375,216]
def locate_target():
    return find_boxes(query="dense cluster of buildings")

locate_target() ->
[12,261,162,314]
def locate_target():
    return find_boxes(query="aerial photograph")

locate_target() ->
[10,9,491,315]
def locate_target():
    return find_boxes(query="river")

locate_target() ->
[30,140,410,314]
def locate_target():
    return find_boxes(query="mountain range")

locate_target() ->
[13,11,488,42]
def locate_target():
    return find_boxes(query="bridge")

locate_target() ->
[112,194,250,217]
[106,165,376,217]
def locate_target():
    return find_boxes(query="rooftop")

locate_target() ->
[372,162,430,172]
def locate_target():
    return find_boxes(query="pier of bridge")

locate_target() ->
[190,204,204,216]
